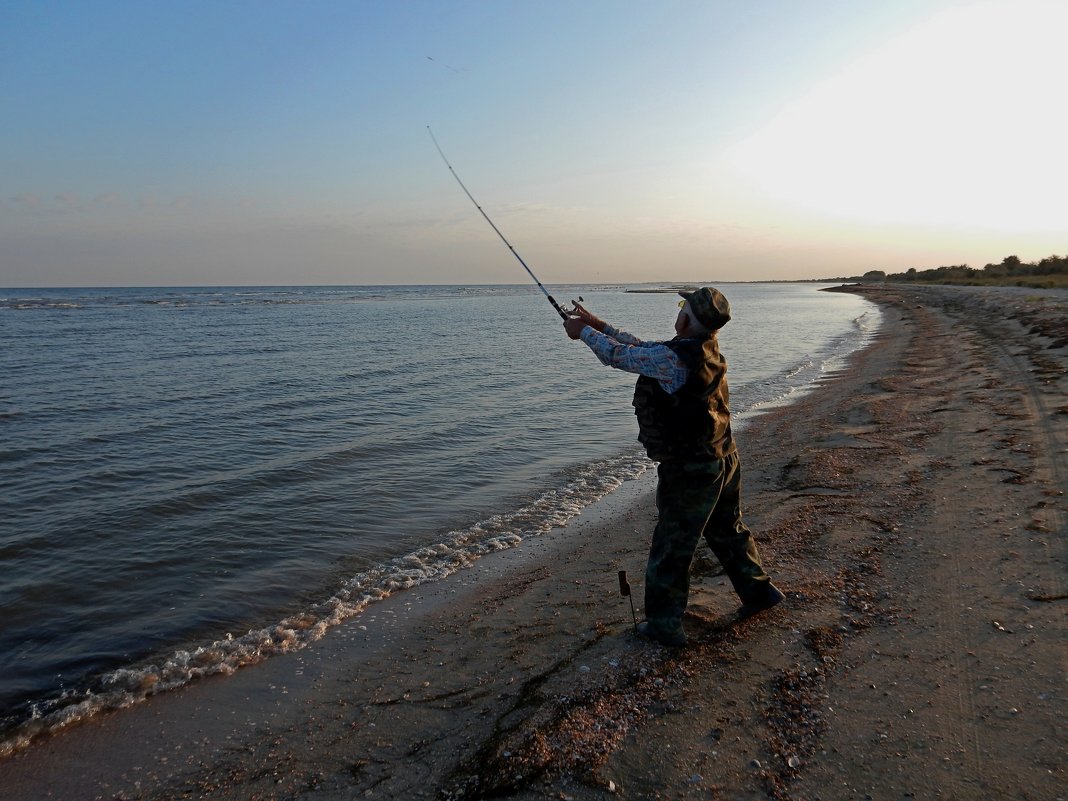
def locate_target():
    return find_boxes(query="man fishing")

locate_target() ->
[563,288,784,647]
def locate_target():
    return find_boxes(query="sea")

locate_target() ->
[0,282,878,754]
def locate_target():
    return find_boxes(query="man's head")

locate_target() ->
[675,287,731,337]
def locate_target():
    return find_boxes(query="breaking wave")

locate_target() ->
[0,451,649,757]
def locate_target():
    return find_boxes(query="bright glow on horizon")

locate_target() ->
[727,1,1068,232]
[2,1,1065,287]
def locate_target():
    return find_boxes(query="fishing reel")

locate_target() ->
[563,296,585,315]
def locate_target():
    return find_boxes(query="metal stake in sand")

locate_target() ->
[428,125,570,321]
[618,570,637,632]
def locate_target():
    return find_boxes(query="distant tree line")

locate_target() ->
[847,254,1068,288]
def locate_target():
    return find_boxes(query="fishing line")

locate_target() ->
[428,126,569,320]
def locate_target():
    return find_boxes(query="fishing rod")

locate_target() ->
[428,126,572,320]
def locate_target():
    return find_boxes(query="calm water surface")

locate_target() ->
[0,282,877,751]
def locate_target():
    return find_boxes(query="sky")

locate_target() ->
[2,0,1065,287]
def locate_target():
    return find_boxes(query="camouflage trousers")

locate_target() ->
[644,450,772,629]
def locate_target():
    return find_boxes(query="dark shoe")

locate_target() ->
[636,620,687,647]
[738,584,786,618]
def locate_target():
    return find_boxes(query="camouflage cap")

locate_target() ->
[678,286,731,331]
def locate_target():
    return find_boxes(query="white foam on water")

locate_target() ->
[735,305,882,424]
[0,450,650,757]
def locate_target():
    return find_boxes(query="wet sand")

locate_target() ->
[2,284,1065,801]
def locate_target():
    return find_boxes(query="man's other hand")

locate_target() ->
[571,302,607,332]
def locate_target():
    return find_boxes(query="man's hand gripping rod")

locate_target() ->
[428,126,574,320]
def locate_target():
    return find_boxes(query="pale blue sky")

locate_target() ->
[2,0,1065,286]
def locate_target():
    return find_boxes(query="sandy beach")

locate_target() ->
[2,283,1065,801]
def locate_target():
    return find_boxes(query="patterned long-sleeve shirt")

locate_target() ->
[578,323,689,394]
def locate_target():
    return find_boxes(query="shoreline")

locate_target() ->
[0,283,865,757]
[2,284,1064,800]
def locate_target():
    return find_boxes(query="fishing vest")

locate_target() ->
[632,336,734,462]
